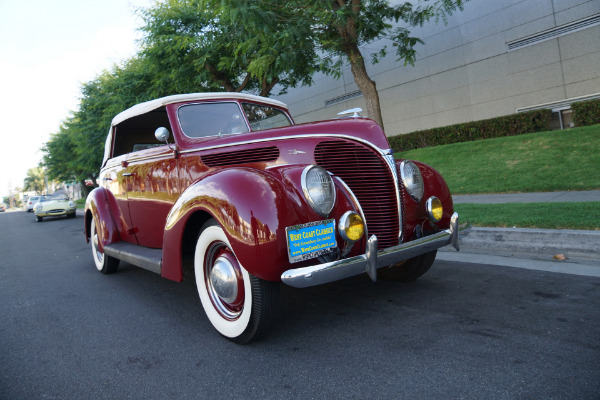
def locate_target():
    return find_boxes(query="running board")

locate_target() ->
[103,242,162,275]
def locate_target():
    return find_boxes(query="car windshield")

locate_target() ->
[241,103,291,131]
[177,101,292,138]
[39,194,69,202]
[178,102,250,138]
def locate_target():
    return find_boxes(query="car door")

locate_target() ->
[124,145,180,248]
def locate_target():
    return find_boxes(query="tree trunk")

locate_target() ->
[345,43,385,131]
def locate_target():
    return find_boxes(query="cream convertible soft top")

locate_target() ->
[110,92,289,127]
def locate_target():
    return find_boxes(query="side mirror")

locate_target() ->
[155,127,170,143]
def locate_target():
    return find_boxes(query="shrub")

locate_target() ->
[388,109,552,152]
[572,98,600,126]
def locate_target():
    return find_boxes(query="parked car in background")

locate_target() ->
[34,193,76,222]
[85,92,470,343]
[25,196,40,212]
[0,204,5,212]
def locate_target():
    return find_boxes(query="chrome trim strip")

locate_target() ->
[332,176,368,238]
[281,213,470,288]
[382,150,402,242]
[126,152,175,164]
[178,133,388,156]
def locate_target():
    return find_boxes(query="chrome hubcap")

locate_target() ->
[210,256,238,304]
[205,243,244,320]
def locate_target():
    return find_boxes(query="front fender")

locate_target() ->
[84,187,123,251]
[162,167,306,282]
[397,160,454,241]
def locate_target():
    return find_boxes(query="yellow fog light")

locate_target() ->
[426,197,443,222]
[339,211,364,243]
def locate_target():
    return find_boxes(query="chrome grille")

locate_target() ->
[315,140,400,248]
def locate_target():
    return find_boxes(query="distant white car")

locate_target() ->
[34,193,76,222]
[25,196,40,212]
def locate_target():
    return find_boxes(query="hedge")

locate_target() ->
[573,98,600,126]
[388,109,552,152]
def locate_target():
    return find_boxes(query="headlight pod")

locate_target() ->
[34,204,42,212]
[301,165,336,217]
[400,160,424,202]
[339,211,364,243]
[426,196,443,222]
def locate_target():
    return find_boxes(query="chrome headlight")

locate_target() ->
[301,165,336,217]
[69,201,75,209]
[400,160,424,202]
[426,196,443,222]
[339,211,364,243]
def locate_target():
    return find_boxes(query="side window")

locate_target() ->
[242,103,291,131]
[178,102,249,138]
[112,108,171,158]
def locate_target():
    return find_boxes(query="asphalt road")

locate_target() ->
[1,210,599,399]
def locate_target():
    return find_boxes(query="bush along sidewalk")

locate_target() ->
[573,98,600,126]
[388,109,552,152]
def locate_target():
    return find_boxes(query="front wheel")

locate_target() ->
[35,215,43,222]
[377,250,437,282]
[195,220,279,344]
[90,218,119,274]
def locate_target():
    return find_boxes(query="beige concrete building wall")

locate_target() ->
[274,0,600,136]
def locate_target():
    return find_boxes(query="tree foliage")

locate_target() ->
[23,167,46,194]
[43,57,155,196]
[223,0,467,130]
[140,0,320,96]
[42,0,469,193]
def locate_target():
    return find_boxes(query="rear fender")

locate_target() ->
[84,187,124,251]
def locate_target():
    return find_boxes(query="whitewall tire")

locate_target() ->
[195,220,279,344]
[90,218,119,274]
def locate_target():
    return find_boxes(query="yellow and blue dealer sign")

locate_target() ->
[286,219,336,263]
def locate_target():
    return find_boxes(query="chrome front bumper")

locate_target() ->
[281,212,471,288]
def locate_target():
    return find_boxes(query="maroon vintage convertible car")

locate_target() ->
[85,93,470,343]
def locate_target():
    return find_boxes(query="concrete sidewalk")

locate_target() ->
[447,190,600,269]
[453,190,600,204]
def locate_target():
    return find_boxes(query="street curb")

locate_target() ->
[441,227,600,262]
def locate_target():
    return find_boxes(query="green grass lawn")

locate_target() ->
[397,125,600,195]
[396,124,600,229]
[454,202,600,230]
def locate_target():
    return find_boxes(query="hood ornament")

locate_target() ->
[289,149,306,155]
[337,108,363,118]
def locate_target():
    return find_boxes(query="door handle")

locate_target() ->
[122,173,133,177]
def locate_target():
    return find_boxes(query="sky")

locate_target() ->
[0,0,154,199]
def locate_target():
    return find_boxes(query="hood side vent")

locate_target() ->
[202,146,279,167]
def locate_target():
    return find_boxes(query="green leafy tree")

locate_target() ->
[23,167,46,194]
[43,57,157,197]
[224,0,467,130]
[140,0,320,96]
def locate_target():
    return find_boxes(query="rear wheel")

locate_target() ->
[377,250,437,282]
[195,220,279,344]
[90,218,119,274]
